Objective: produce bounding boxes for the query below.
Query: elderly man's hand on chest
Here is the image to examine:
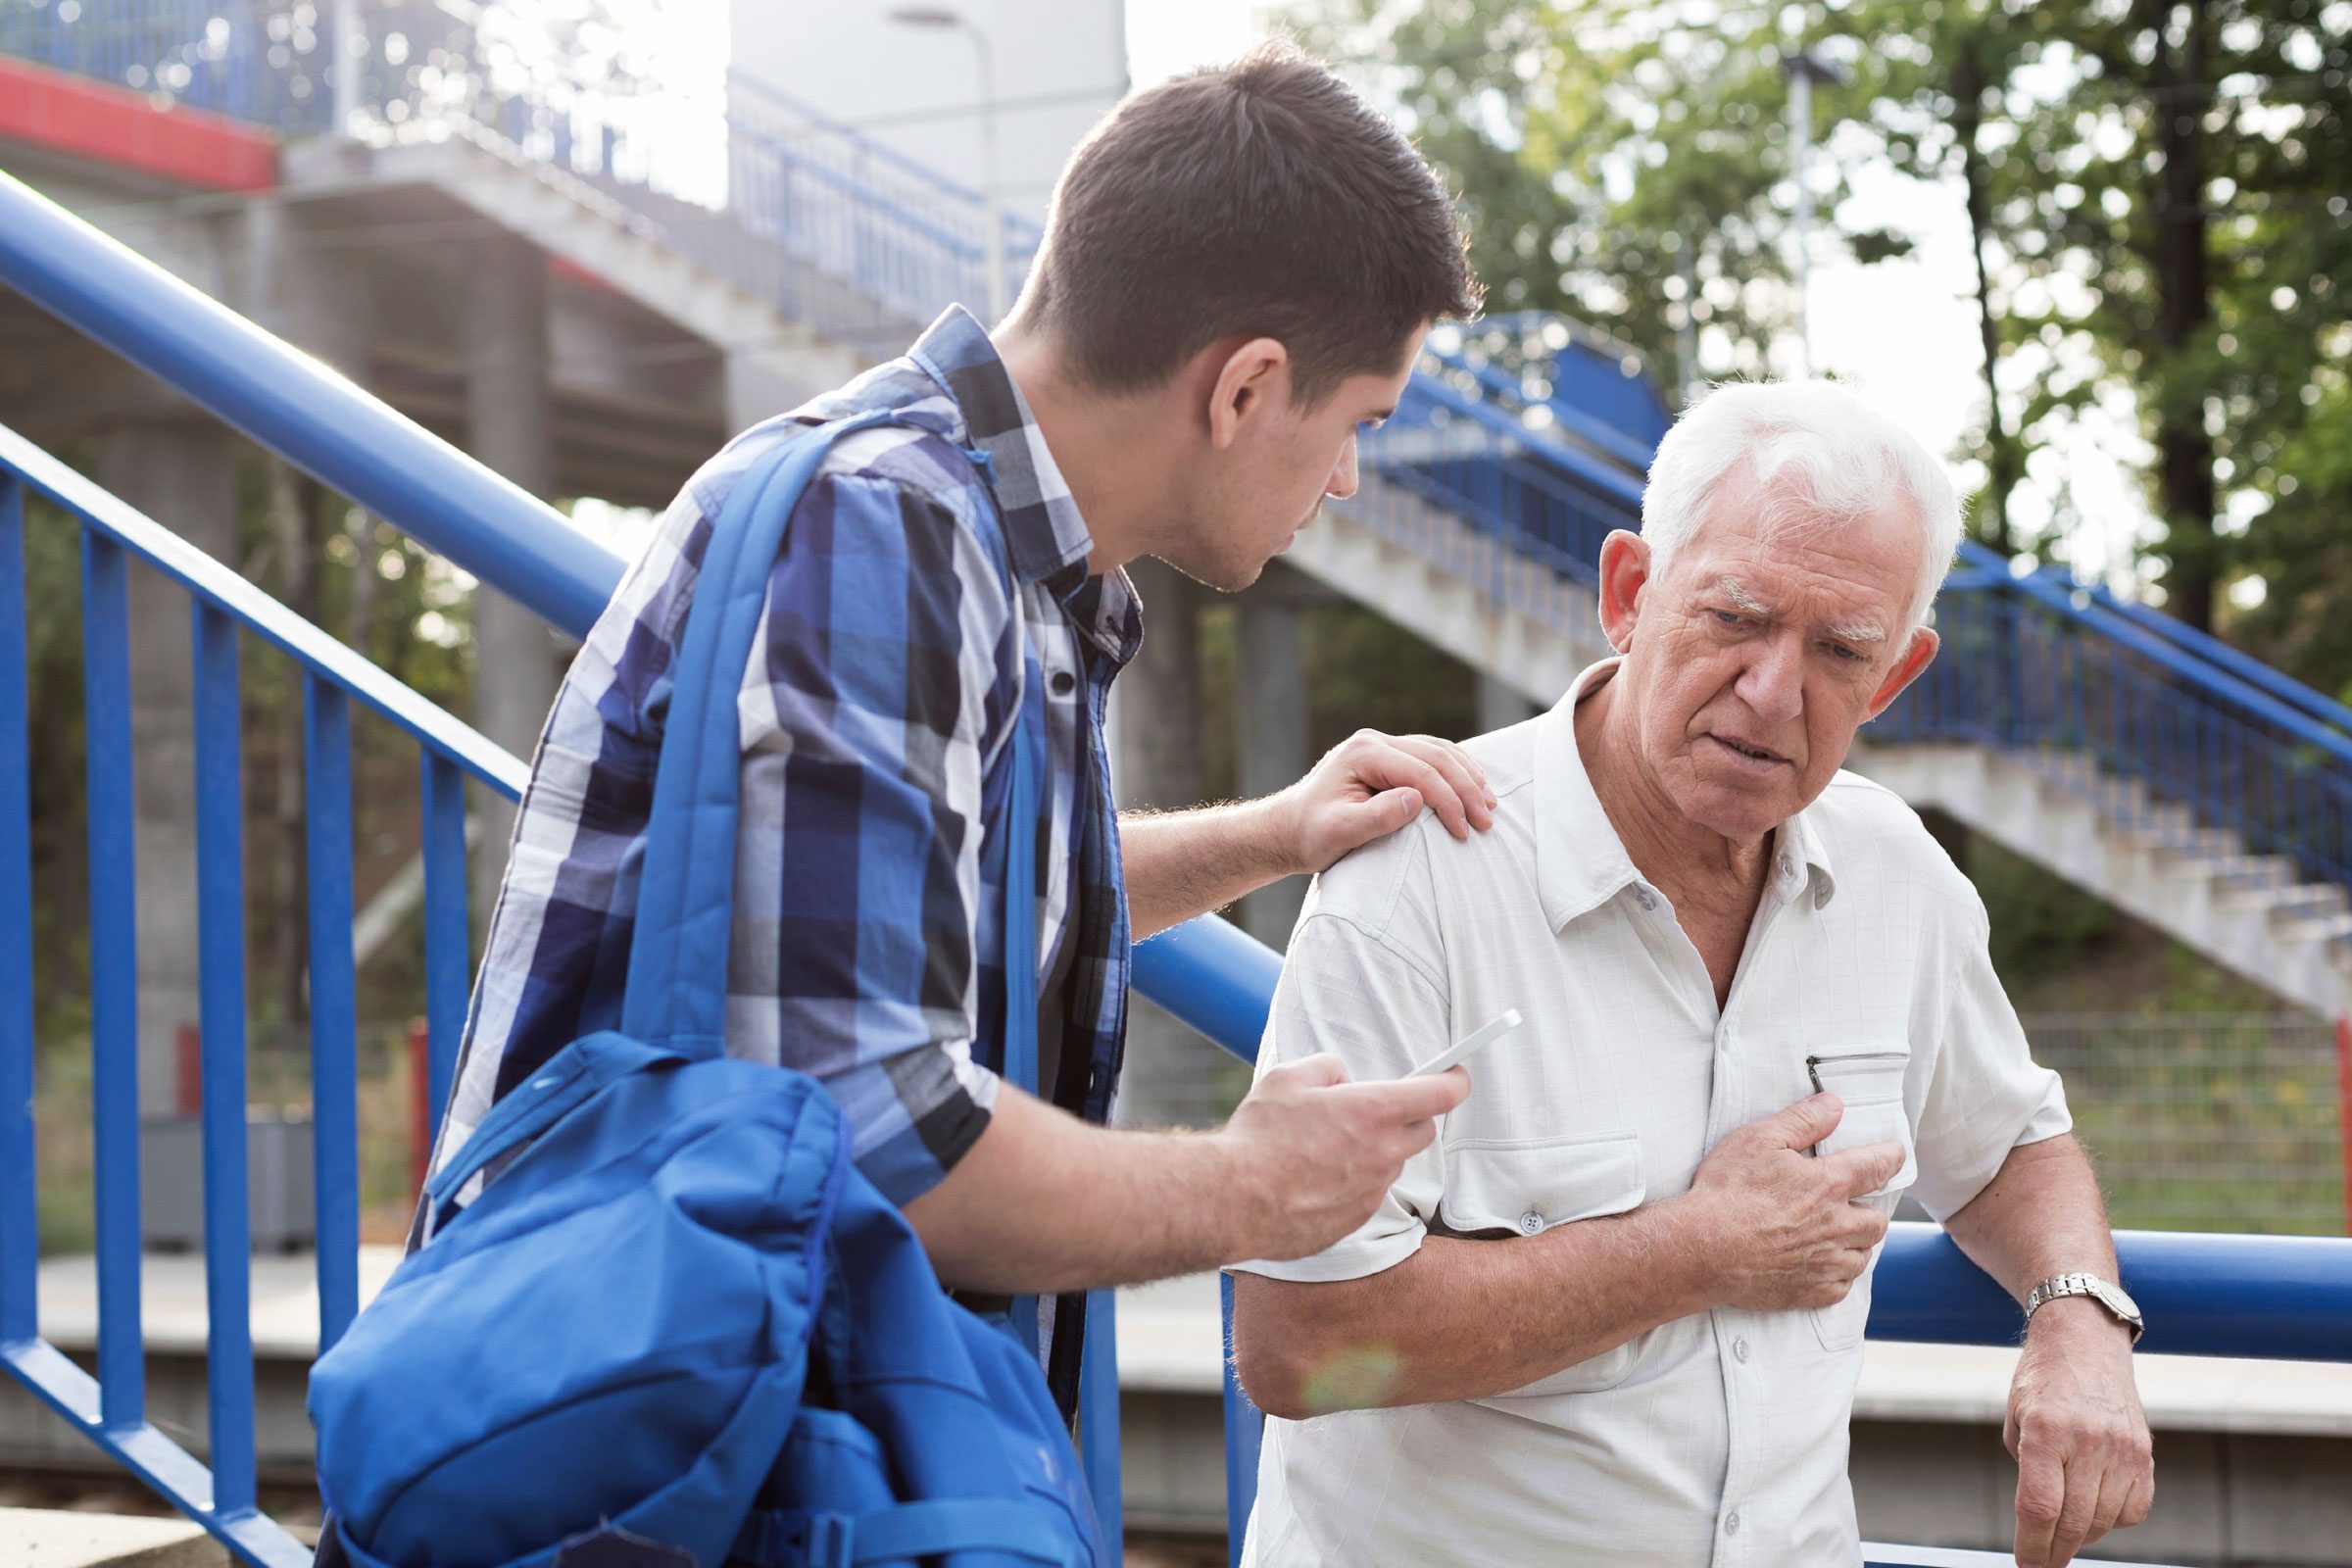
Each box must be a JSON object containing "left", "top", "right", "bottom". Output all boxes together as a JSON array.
[{"left": 2005, "top": 1298, "right": 2155, "bottom": 1568}]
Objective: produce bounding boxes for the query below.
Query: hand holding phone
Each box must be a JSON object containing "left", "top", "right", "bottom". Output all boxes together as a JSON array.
[{"left": 1403, "top": 1008, "right": 1523, "bottom": 1078}]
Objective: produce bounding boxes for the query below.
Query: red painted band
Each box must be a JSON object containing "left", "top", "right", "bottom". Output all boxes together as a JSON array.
[{"left": 0, "top": 54, "right": 276, "bottom": 191}]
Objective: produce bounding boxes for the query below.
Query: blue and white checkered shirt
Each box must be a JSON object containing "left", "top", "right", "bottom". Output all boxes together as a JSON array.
[{"left": 437, "top": 309, "right": 1142, "bottom": 1243}]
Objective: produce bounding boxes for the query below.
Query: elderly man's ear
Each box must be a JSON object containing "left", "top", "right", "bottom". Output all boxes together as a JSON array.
[
  {"left": 1867, "top": 626, "right": 1939, "bottom": 719},
  {"left": 1597, "top": 529, "right": 1647, "bottom": 654}
]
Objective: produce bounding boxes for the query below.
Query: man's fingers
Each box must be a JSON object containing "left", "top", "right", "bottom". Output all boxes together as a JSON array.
[
  {"left": 2013, "top": 1447, "right": 2065, "bottom": 1567},
  {"left": 2047, "top": 1459, "right": 2105, "bottom": 1568},
  {"left": 1762, "top": 1091, "right": 1844, "bottom": 1152},
  {"left": 1389, "top": 736, "right": 1496, "bottom": 828},
  {"left": 1823, "top": 1138, "right": 1907, "bottom": 1199},
  {"left": 1333, "top": 1066, "right": 1470, "bottom": 1122},
  {"left": 1267, "top": 1053, "right": 1349, "bottom": 1089}
]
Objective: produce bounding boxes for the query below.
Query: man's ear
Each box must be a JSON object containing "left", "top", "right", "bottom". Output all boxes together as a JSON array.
[
  {"left": 1205, "top": 336, "right": 1290, "bottom": 450},
  {"left": 1865, "top": 626, "right": 1939, "bottom": 719},
  {"left": 1596, "top": 529, "right": 1650, "bottom": 653}
]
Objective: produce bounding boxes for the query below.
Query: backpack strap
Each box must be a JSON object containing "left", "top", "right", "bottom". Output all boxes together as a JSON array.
[
  {"left": 619, "top": 411, "right": 905, "bottom": 1056},
  {"left": 733, "top": 1498, "right": 1079, "bottom": 1568}
]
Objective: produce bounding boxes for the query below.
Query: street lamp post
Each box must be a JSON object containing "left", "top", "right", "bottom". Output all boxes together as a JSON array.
[
  {"left": 888, "top": 7, "right": 1006, "bottom": 325},
  {"left": 1781, "top": 48, "right": 1844, "bottom": 377}
]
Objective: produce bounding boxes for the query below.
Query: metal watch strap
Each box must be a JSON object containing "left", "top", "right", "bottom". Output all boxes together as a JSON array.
[{"left": 2027, "top": 1272, "right": 2143, "bottom": 1344}]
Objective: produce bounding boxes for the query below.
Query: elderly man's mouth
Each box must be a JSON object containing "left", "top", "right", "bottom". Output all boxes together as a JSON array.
[{"left": 1706, "top": 733, "right": 1790, "bottom": 769}]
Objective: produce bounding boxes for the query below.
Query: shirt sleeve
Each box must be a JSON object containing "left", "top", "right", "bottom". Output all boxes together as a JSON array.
[
  {"left": 1907, "top": 908, "right": 2074, "bottom": 1223},
  {"left": 1227, "top": 880, "right": 1454, "bottom": 1284},
  {"left": 733, "top": 471, "right": 1015, "bottom": 1206}
]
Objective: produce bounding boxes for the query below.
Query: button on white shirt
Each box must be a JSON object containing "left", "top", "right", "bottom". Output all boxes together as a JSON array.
[{"left": 1231, "top": 661, "right": 2071, "bottom": 1568}]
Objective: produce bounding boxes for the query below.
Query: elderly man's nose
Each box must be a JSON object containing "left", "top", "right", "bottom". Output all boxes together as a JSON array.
[{"left": 1737, "top": 638, "right": 1805, "bottom": 723}]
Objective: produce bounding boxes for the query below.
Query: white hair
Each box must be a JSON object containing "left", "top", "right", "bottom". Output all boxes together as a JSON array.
[{"left": 1640, "top": 380, "right": 1963, "bottom": 631}]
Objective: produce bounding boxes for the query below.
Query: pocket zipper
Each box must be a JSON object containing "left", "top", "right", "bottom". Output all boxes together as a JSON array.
[{"left": 1805, "top": 1050, "right": 1908, "bottom": 1104}]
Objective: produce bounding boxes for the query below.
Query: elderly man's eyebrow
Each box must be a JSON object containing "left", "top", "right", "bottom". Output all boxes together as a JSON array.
[
  {"left": 1827, "top": 619, "right": 1889, "bottom": 644},
  {"left": 1715, "top": 577, "right": 1772, "bottom": 615}
]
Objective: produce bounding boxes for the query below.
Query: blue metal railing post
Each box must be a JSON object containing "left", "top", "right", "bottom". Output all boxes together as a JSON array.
[
  {"left": 0, "top": 475, "right": 35, "bottom": 1345},
  {"left": 192, "top": 601, "right": 258, "bottom": 1516},
  {"left": 303, "top": 676, "right": 362, "bottom": 1353},
  {"left": 419, "top": 753, "right": 470, "bottom": 1155},
  {"left": 79, "top": 530, "right": 144, "bottom": 1430}
]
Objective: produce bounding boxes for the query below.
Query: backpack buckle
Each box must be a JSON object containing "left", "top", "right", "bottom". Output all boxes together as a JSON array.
[
  {"left": 736, "top": 1509, "right": 855, "bottom": 1568},
  {"left": 801, "top": 1513, "right": 854, "bottom": 1568}
]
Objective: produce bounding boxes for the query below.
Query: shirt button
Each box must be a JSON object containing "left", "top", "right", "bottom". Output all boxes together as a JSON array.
[
  {"left": 1725, "top": 1511, "right": 1741, "bottom": 1537},
  {"left": 1733, "top": 1337, "right": 1750, "bottom": 1363},
  {"left": 1517, "top": 1211, "right": 1544, "bottom": 1235},
  {"left": 1635, "top": 889, "right": 1656, "bottom": 910},
  {"left": 1778, "top": 855, "right": 1794, "bottom": 876},
  {"left": 1050, "top": 669, "right": 1077, "bottom": 697}
]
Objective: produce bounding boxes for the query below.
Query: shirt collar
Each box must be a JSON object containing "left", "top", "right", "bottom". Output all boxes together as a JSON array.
[
  {"left": 1535, "top": 659, "right": 1838, "bottom": 931},
  {"left": 906, "top": 307, "right": 1143, "bottom": 665}
]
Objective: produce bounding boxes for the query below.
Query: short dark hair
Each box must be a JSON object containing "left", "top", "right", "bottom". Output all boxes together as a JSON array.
[{"left": 1021, "top": 41, "right": 1482, "bottom": 405}]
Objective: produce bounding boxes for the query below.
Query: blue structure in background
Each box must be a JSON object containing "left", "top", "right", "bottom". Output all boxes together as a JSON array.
[{"left": 1, "top": 8, "right": 2351, "bottom": 1567}]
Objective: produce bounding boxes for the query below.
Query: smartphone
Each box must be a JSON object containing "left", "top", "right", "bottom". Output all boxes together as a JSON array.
[{"left": 1403, "top": 1008, "right": 1524, "bottom": 1078}]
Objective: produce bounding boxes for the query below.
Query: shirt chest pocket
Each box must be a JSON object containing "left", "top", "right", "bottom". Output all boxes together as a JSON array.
[
  {"left": 1436, "top": 1131, "right": 1646, "bottom": 1399},
  {"left": 1804, "top": 1048, "right": 1919, "bottom": 1351}
]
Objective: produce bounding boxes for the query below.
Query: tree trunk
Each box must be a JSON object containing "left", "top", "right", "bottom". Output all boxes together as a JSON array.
[
  {"left": 2151, "top": 1, "right": 2218, "bottom": 629},
  {"left": 1955, "top": 52, "right": 2018, "bottom": 553}
]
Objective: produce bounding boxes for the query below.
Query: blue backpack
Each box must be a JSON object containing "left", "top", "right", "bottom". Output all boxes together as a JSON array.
[{"left": 308, "top": 413, "right": 1105, "bottom": 1568}]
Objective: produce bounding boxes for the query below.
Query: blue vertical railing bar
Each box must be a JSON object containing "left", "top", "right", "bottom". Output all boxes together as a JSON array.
[
  {"left": 192, "top": 601, "right": 258, "bottom": 1516},
  {"left": 303, "top": 676, "right": 362, "bottom": 1353},
  {"left": 419, "top": 752, "right": 469, "bottom": 1155},
  {"left": 0, "top": 475, "right": 34, "bottom": 1346},
  {"left": 79, "top": 530, "right": 144, "bottom": 1429},
  {"left": 1219, "top": 1271, "right": 1263, "bottom": 1568},
  {"left": 1080, "top": 1288, "right": 1121, "bottom": 1548}
]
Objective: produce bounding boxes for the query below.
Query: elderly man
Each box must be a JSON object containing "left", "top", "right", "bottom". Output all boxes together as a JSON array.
[{"left": 1229, "top": 381, "right": 2154, "bottom": 1568}]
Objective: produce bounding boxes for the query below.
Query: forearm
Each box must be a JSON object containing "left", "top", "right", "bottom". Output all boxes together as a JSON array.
[
  {"left": 1120, "top": 803, "right": 1295, "bottom": 940},
  {"left": 1942, "top": 1133, "right": 2118, "bottom": 1303},
  {"left": 902, "top": 1086, "right": 1251, "bottom": 1293},
  {"left": 1233, "top": 1200, "right": 1717, "bottom": 1417}
]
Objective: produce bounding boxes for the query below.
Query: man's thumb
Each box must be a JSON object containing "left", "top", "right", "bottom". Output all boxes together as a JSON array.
[{"left": 1772, "top": 1091, "right": 1843, "bottom": 1150}]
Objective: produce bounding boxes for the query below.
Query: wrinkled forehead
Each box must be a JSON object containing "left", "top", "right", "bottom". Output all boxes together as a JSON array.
[{"left": 1662, "top": 473, "right": 1929, "bottom": 621}]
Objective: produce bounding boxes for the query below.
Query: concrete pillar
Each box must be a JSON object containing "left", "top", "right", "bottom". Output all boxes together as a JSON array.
[
  {"left": 1111, "top": 560, "right": 1248, "bottom": 1127},
  {"left": 100, "top": 422, "right": 240, "bottom": 1120},
  {"left": 1477, "top": 673, "right": 1540, "bottom": 735},
  {"left": 1236, "top": 589, "right": 1309, "bottom": 949},
  {"left": 465, "top": 235, "right": 563, "bottom": 916}
]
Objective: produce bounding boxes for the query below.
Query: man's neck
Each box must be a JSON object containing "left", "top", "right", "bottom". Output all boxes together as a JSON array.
[
  {"left": 1574, "top": 671, "right": 1773, "bottom": 914},
  {"left": 993, "top": 324, "right": 1176, "bottom": 575}
]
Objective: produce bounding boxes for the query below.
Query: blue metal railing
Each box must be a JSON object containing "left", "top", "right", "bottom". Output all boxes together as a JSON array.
[
  {"left": 0, "top": 422, "right": 525, "bottom": 1568},
  {"left": 7, "top": 75, "right": 2352, "bottom": 1568}
]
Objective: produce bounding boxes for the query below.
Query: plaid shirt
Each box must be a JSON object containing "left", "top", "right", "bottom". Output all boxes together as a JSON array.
[{"left": 437, "top": 307, "right": 1142, "bottom": 1249}]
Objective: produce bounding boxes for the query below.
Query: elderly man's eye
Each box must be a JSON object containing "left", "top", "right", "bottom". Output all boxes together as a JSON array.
[
  {"left": 1711, "top": 611, "right": 1750, "bottom": 628},
  {"left": 1826, "top": 641, "right": 1865, "bottom": 662}
]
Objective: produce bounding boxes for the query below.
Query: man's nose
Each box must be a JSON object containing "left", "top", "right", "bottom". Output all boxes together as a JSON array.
[
  {"left": 1327, "top": 433, "right": 1359, "bottom": 501},
  {"left": 1736, "top": 633, "right": 1805, "bottom": 725}
]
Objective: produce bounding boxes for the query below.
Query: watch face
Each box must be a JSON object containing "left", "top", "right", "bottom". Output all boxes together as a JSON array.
[{"left": 2094, "top": 1279, "right": 2141, "bottom": 1320}]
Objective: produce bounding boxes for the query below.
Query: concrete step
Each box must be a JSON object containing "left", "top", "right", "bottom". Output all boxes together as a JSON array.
[
  {"left": 2278, "top": 909, "right": 2352, "bottom": 945},
  {"left": 0, "top": 1508, "right": 223, "bottom": 1567}
]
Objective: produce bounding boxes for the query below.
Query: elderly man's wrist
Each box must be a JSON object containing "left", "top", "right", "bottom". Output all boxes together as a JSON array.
[{"left": 2027, "top": 1292, "right": 2133, "bottom": 1346}]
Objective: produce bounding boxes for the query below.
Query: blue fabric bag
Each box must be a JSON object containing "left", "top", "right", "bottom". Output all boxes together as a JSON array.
[{"left": 308, "top": 413, "right": 1104, "bottom": 1568}]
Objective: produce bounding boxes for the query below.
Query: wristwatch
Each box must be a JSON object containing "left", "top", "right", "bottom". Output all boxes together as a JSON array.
[{"left": 2026, "top": 1272, "right": 2144, "bottom": 1345}]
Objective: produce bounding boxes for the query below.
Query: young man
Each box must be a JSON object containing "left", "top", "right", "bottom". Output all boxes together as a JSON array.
[{"left": 431, "top": 42, "right": 1488, "bottom": 1412}]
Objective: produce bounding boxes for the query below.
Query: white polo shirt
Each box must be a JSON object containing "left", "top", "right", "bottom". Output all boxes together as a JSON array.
[{"left": 1231, "top": 660, "right": 2071, "bottom": 1568}]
